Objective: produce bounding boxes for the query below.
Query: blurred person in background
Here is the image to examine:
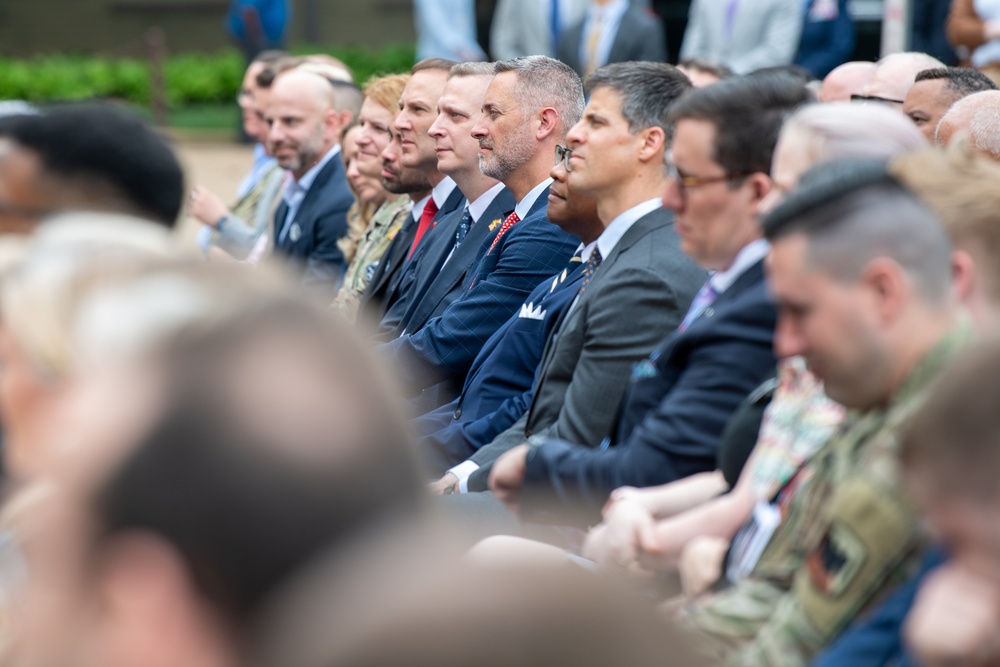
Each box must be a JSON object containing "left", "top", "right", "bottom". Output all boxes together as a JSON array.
[
  {"left": 226, "top": 0, "right": 288, "bottom": 60},
  {"left": 911, "top": 0, "right": 957, "bottom": 65},
  {"left": 680, "top": 0, "right": 802, "bottom": 74},
  {"left": 793, "top": 0, "right": 854, "bottom": 79},
  {"left": 854, "top": 52, "right": 945, "bottom": 107},
  {"left": 333, "top": 74, "right": 413, "bottom": 320},
  {"left": 337, "top": 123, "right": 388, "bottom": 269},
  {"left": 190, "top": 50, "right": 287, "bottom": 261},
  {"left": 0, "top": 104, "right": 184, "bottom": 233},
  {"left": 902, "top": 67, "right": 997, "bottom": 141},
  {"left": 677, "top": 57, "right": 733, "bottom": 87},
  {"left": 414, "top": 0, "right": 487, "bottom": 62},
  {"left": 934, "top": 89, "right": 1000, "bottom": 158},
  {"left": 490, "top": 0, "right": 589, "bottom": 60},
  {"left": 948, "top": 0, "right": 1000, "bottom": 84},
  {"left": 556, "top": 0, "right": 667, "bottom": 78}
]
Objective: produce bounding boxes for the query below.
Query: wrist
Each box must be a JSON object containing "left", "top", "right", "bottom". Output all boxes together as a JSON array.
[{"left": 213, "top": 215, "right": 228, "bottom": 231}]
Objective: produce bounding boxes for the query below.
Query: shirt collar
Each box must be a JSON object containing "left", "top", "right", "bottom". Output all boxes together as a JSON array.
[
  {"left": 708, "top": 238, "right": 769, "bottom": 295},
  {"left": 431, "top": 176, "right": 457, "bottom": 209},
  {"left": 468, "top": 182, "right": 507, "bottom": 223},
  {"left": 584, "top": 198, "right": 661, "bottom": 263},
  {"left": 514, "top": 177, "right": 554, "bottom": 220},
  {"left": 294, "top": 143, "right": 341, "bottom": 192},
  {"left": 411, "top": 193, "right": 432, "bottom": 222}
]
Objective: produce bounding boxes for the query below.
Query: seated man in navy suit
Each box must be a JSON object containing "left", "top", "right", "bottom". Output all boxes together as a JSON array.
[
  {"left": 267, "top": 68, "right": 360, "bottom": 293},
  {"left": 413, "top": 157, "right": 601, "bottom": 475},
  {"left": 489, "top": 73, "right": 812, "bottom": 523},
  {"left": 382, "top": 61, "right": 517, "bottom": 340},
  {"left": 378, "top": 56, "right": 581, "bottom": 406}
]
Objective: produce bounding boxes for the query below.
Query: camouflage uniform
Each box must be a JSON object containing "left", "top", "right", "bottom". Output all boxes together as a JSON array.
[
  {"left": 332, "top": 195, "right": 411, "bottom": 320},
  {"left": 682, "top": 321, "right": 971, "bottom": 667}
]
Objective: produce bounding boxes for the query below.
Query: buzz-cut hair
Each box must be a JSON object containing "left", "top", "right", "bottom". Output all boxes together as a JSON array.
[
  {"left": 449, "top": 61, "right": 495, "bottom": 78},
  {"left": 412, "top": 58, "right": 459, "bottom": 75},
  {"left": 493, "top": 56, "right": 585, "bottom": 133},
  {"left": 914, "top": 67, "right": 998, "bottom": 98},
  {"left": 763, "top": 157, "right": 952, "bottom": 304},
  {"left": 584, "top": 61, "right": 692, "bottom": 135}
]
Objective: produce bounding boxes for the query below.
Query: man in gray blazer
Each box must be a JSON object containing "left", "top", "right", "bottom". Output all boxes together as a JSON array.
[
  {"left": 680, "top": 0, "right": 802, "bottom": 74},
  {"left": 557, "top": 0, "right": 667, "bottom": 77},
  {"left": 491, "top": 0, "right": 589, "bottom": 60},
  {"left": 434, "top": 61, "right": 704, "bottom": 495}
]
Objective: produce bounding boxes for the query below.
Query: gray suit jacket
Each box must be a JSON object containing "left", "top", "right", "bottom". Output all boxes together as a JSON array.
[
  {"left": 490, "top": 0, "right": 589, "bottom": 59},
  {"left": 679, "top": 0, "right": 803, "bottom": 74},
  {"left": 466, "top": 206, "right": 705, "bottom": 490},
  {"left": 557, "top": 4, "right": 667, "bottom": 77}
]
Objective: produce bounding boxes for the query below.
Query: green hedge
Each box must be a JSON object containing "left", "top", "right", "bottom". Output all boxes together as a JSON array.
[{"left": 0, "top": 44, "right": 415, "bottom": 107}]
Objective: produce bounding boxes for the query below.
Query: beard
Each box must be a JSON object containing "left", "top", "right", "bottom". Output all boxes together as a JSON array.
[
  {"left": 478, "top": 125, "right": 535, "bottom": 181},
  {"left": 381, "top": 161, "right": 432, "bottom": 195}
]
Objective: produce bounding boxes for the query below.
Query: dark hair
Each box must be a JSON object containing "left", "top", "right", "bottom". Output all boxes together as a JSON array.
[
  {"left": 763, "top": 157, "right": 952, "bottom": 302},
  {"left": 91, "top": 295, "right": 424, "bottom": 625},
  {"left": 411, "top": 57, "right": 459, "bottom": 74},
  {"left": 253, "top": 50, "right": 291, "bottom": 89},
  {"left": 669, "top": 71, "right": 812, "bottom": 177},
  {"left": 253, "top": 49, "right": 289, "bottom": 66},
  {"left": 585, "top": 61, "right": 691, "bottom": 134},
  {"left": 749, "top": 64, "right": 816, "bottom": 85},
  {"left": 0, "top": 104, "right": 184, "bottom": 226},
  {"left": 915, "top": 66, "right": 998, "bottom": 97},
  {"left": 678, "top": 58, "right": 733, "bottom": 80}
]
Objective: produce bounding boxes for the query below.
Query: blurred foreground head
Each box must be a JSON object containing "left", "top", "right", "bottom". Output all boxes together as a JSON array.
[
  {"left": 254, "top": 559, "right": 711, "bottom": 667},
  {"left": 14, "top": 277, "right": 425, "bottom": 667},
  {"left": 0, "top": 105, "right": 184, "bottom": 233}
]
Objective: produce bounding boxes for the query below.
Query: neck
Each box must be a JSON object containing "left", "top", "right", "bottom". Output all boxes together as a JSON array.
[
  {"left": 294, "top": 141, "right": 337, "bottom": 181},
  {"left": 886, "top": 302, "right": 960, "bottom": 402},
  {"left": 453, "top": 171, "right": 499, "bottom": 204},
  {"left": 408, "top": 188, "right": 432, "bottom": 204},
  {"left": 427, "top": 171, "right": 446, "bottom": 190},
  {"left": 505, "top": 152, "right": 554, "bottom": 202},
  {"left": 594, "top": 171, "right": 667, "bottom": 226}
]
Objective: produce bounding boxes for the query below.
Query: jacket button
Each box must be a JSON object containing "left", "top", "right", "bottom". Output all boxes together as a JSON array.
[{"left": 453, "top": 407, "right": 462, "bottom": 420}]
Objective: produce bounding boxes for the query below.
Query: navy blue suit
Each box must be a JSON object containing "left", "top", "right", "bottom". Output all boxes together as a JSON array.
[
  {"left": 273, "top": 155, "right": 354, "bottom": 293},
  {"left": 379, "top": 188, "right": 578, "bottom": 402},
  {"left": 385, "top": 188, "right": 517, "bottom": 338},
  {"left": 414, "top": 261, "right": 585, "bottom": 475},
  {"left": 794, "top": 0, "right": 855, "bottom": 78},
  {"left": 520, "top": 260, "right": 777, "bottom": 521}
]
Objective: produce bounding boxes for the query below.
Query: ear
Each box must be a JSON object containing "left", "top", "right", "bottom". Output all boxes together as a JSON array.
[
  {"left": 746, "top": 172, "right": 774, "bottom": 207},
  {"left": 951, "top": 248, "right": 977, "bottom": 304},
  {"left": 637, "top": 126, "right": 666, "bottom": 164},
  {"left": 535, "top": 107, "right": 559, "bottom": 142},
  {"left": 861, "top": 256, "right": 907, "bottom": 325}
]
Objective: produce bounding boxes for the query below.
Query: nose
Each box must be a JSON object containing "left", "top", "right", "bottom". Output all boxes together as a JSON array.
[
  {"left": 381, "top": 139, "right": 399, "bottom": 163},
  {"left": 355, "top": 128, "right": 372, "bottom": 148},
  {"left": 393, "top": 109, "right": 411, "bottom": 133},
  {"left": 773, "top": 314, "right": 806, "bottom": 360},
  {"left": 550, "top": 161, "right": 567, "bottom": 182},
  {"left": 428, "top": 113, "right": 445, "bottom": 139},
  {"left": 269, "top": 122, "right": 285, "bottom": 145},
  {"left": 470, "top": 113, "right": 488, "bottom": 140},
  {"left": 661, "top": 177, "right": 684, "bottom": 212},
  {"left": 565, "top": 119, "right": 585, "bottom": 148}
]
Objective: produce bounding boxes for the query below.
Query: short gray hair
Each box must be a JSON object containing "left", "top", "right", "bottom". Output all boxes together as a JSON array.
[
  {"left": 782, "top": 102, "right": 927, "bottom": 162},
  {"left": 450, "top": 61, "right": 495, "bottom": 78},
  {"left": 494, "top": 56, "right": 585, "bottom": 135}
]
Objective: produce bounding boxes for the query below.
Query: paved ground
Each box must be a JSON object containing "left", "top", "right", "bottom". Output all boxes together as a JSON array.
[{"left": 172, "top": 139, "right": 255, "bottom": 249}]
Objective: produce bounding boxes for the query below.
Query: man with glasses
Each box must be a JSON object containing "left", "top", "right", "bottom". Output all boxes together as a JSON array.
[
  {"left": 488, "top": 72, "right": 809, "bottom": 524},
  {"left": 852, "top": 51, "right": 945, "bottom": 110},
  {"left": 434, "top": 61, "right": 704, "bottom": 496}
]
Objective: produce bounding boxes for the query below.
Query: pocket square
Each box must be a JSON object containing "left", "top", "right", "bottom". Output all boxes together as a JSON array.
[{"left": 519, "top": 302, "right": 547, "bottom": 321}]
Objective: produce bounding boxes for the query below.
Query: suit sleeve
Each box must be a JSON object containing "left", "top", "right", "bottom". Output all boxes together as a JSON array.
[
  {"left": 728, "top": 0, "right": 803, "bottom": 73},
  {"left": 379, "top": 220, "right": 576, "bottom": 391},
  {"left": 215, "top": 213, "right": 263, "bottom": 259},
  {"left": 632, "top": 13, "right": 668, "bottom": 63},
  {"left": 301, "top": 206, "right": 350, "bottom": 294},
  {"left": 735, "top": 477, "right": 924, "bottom": 667},
  {"left": 490, "top": 0, "right": 522, "bottom": 60},
  {"left": 794, "top": 0, "right": 854, "bottom": 78},
  {"left": 522, "top": 310, "right": 776, "bottom": 518}
]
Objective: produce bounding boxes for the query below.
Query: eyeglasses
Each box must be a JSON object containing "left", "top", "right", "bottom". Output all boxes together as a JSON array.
[
  {"left": 666, "top": 160, "right": 752, "bottom": 194},
  {"left": 237, "top": 88, "right": 255, "bottom": 105},
  {"left": 554, "top": 144, "right": 573, "bottom": 172},
  {"left": 850, "top": 94, "right": 905, "bottom": 106}
]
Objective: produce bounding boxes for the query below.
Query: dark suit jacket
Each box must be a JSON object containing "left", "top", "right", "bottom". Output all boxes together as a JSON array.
[
  {"left": 793, "top": 0, "right": 854, "bottom": 78},
  {"left": 414, "top": 261, "right": 585, "bottom": 475},
  {"left": 379, "top": 188, "right": 578, "bottom": 402},
  {"left": 557, "top": 5, "right": 667, "bottom": 77},
  {"left": 399, "top": 188, "right": 517, "bottom": 335},
  {"left": 272, "top": 155, "right": 354, "bottom": 293},
  {"left": 358, "top": 187, "right": 465, "bottom": 321},
  {"left": 466, "top": 207, "right": 705, "bottom": 491},
  {"left": 519, "top": 259, "right": 777, "bottom": 521}
]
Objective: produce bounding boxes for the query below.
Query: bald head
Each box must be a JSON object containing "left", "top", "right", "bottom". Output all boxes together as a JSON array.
[
  {"left": 267, "top": 70, "right": 352, "bottom": 178},
  {"left": 862, "top": 52, "right": 946, "bottom": 104},
  {"left": 821, "top": 61, "right": 875, "bottom": 102},
  {"left": 935, "top": 90, "right": 1000, "bottom": 159}
]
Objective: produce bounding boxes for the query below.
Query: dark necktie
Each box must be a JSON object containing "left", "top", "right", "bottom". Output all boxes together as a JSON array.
[
  {"left": 578, "top": 247, "right": 603, "bottom": 295},
  {"left": 454, "top": 207, "right": 473, "bottom": 249},
  {"left": 408, "top": 197, "right": 439, "bottom": 260}
]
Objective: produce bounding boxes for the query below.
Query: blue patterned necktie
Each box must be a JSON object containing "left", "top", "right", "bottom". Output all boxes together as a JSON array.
[
  {"left": 578, "top": 247, "right": 603, "bottom": 295},
  {"left": 454, "top": 206, "right": 472, "bottom": 248}
]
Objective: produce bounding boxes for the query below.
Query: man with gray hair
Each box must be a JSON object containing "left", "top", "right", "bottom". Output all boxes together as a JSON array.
[
  {"left": 935, "top": 89, "right": 1000, "bottom": 160},
  {"left": 378, "top": 56, "right": 579, "bottom": 407}
]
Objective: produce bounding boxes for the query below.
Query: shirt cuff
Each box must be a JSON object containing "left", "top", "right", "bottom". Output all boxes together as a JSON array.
[{"left": 448, "top": 460, "right": 480, "bottom": 494}]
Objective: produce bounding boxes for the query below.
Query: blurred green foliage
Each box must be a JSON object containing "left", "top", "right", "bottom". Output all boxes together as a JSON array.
[{"left": 0, "top": 43, "right": 415, "bottom": 107}]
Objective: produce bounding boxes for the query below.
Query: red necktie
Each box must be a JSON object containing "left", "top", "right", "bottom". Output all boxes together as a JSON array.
[
  {"left": 487, "top": 211, "right": 520, "bottom": 255},
  {"left": 408, "top": 197, "right": 439, "bottom": 260}
]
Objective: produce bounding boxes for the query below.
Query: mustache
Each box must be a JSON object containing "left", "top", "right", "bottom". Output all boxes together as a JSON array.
[{"left": 478, "top": 137, "right": 494, "bottom": 150}]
